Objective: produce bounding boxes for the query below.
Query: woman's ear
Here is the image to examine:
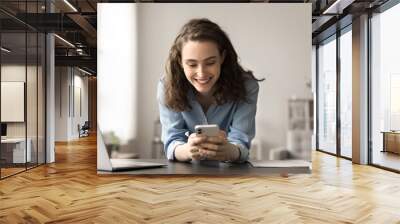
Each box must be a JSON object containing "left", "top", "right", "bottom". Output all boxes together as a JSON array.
[
  {"left": 221, "top": 50, "right": 226, "bottom": 64},
  {"left": 177, "top": 55, "right": 183, "bottom": 67}
]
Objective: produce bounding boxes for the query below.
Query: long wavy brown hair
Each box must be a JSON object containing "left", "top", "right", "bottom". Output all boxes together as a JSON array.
[{"left": 164, "top": 18, "right": 263, "bottom": 112}]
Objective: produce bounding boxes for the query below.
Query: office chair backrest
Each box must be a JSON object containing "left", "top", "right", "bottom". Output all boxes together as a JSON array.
[{"left": 82, "top": 121, "right": 90, "bottom": 130}]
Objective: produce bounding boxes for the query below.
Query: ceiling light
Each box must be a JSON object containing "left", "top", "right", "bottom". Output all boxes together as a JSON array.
[
  {"left": 78, "top": 67, "right": 92, "bottom": 76},
  {"left": 76, "top": 48, "right": 86, "bottom": 56},
  {"left": 63, "top": 0, "right": 78, "bottom": 12},
  {"left": 1, "top": 47, "right": 11, "bottom": 53},
  {"left": 323, "top": 0, "right": 354, "bottom": 15},
  {"left": 54, "top": 34, "right": 75, "bottom": 48}
]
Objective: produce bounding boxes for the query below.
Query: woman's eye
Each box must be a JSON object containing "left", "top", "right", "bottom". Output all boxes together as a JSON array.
[
  {"left": 206, "top": 62, "right": 215, "bottom": 66},
  {"left": 188, "top": 64, "right": 197, "bottom": 68}
]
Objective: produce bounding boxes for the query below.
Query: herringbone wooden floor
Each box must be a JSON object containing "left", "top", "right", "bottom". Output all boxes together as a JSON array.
[{"left": 1, "top": 134, "right": 400, "bottom": 224}]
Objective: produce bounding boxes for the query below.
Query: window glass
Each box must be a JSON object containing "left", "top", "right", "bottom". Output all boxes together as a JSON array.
[
  {"left": 340, "top": 29, "right": 352, "bottom": 158},
  {"left": 318, "top": 36, "right": 337, "bottom": 154},
  {"left": 371, "top": 3, "right": 400, "bottom": 171}
]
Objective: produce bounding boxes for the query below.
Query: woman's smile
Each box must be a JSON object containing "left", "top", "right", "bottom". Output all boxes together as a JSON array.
[{"left": 194, "top": 77, "right": 213, "bottom": 85}]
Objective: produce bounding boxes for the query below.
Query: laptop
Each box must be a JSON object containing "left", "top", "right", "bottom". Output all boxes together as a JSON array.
[
  {"left": 107, "top": 158, "right": 166, "bottom": 171},
  {"left": 97, "top": 132, "right": 166, "bottom": 172},
  {"left": 1, "top": 123, "right": 7, "bottom": 140}
]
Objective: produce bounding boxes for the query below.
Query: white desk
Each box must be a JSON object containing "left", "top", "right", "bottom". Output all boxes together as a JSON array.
[{"left": 1, "top": 138, "right": 31, "bottom": 163}]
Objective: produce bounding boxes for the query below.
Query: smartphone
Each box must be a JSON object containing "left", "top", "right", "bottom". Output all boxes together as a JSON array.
[{"left": 194, "top": 124, "right": 219, "bottom": 137}]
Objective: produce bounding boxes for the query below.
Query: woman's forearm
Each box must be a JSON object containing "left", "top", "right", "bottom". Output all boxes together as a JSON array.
[
  {"left": 225, "top": 143, "right": 240, "bottom": 162},
  {"left": 174, "top": 144, "right": 191, "bottom": 162}
]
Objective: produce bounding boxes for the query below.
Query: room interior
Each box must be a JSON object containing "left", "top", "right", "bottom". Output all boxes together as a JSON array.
[{"left": 0, "top": 0, "right": 399, "bottom": 223}]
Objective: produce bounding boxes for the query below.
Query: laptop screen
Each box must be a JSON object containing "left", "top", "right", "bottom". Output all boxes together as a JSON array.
[{"left": 1, "top": 123, "right": 7, "bottom": 137}]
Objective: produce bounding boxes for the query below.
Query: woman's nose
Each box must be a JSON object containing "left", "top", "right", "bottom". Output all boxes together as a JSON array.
[{"left": 196, "top": 64, "right": 206, "bottom": 75}]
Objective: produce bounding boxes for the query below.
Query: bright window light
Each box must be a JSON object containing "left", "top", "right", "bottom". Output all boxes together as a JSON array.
[{"left": 98, "top": 3, "right": 138, "bottom": 144}]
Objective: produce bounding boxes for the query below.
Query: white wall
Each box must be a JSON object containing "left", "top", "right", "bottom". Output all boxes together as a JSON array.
[
  {"left": 76, "top": 74, "right": 89, "bottom": 126},
  {"left": 98, "top": 3, "right": 312, "bottom": 159},
  {"left": 55, "top": 67, "right": 89, "bottom": 141},
  {"left": 55, "top": 67, "right": 68, "bottom": 141}
]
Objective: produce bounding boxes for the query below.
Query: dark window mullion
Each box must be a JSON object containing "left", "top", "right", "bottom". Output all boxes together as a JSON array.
[
  {"left": 25, "top": 0, "right": 28, "bottom": 171},
  {"left": 316, "top": 45, "right": 320, "bottom": 151},
  {"left": 44, "top": 0, "right": 48, "bottom": 165},
  {"left": 0, "top": 25, "right": 2, "bottom": 179},
  {"left": 336, "top": 29, "right": 341, "bottom": 157},
  {"left": 367, "top": 11, "right": 373, "bottom": 165},
  {"left": 36, "top": 0, "right": 39, "bottom": 167}
]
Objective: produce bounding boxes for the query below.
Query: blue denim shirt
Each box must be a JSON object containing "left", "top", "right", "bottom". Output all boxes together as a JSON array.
[{"left": 157, "top": 78, "right": 259, "bottom": 162}]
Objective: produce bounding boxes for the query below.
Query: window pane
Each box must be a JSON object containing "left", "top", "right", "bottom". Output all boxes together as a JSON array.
[
  {"left": 340, "top": 29, "right": 352, "bottom": 158},
  {"left": 0, "top": 1, "right": 46, "bottom": 178},
  {"left": 318, "top": 37, "right": 337, "bottom": 154},
  {"left": 27, "top": 31, "right": 38, "bottom": 169},
  {"left": 1, "top": 31, "right": 28, "bottom": 178},
  {"left": 371, "top": 3, "right": 400, "bottom": 171},
  {"left": 38, "top": 32, "right": 46, "bottom": 165}
]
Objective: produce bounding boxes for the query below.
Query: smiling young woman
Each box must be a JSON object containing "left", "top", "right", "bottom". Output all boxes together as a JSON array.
[
  {"left": 158, "top": 18, "right": 264, "bottom": 162},
  {"left": 181, "top": 41, "right": 223, "bottom": 98}
]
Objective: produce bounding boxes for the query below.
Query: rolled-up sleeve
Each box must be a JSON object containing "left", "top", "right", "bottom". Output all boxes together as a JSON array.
[
  {"left": 157, "top": 80, "right": 188, "bottom": 160},
  {"left": 227, "top": 79, "right": 259, "bottom": 162}
]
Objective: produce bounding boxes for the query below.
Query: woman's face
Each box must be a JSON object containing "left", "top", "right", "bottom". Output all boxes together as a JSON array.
[{"left": 181, "top": 40, "right": 225, "bottom": 96}]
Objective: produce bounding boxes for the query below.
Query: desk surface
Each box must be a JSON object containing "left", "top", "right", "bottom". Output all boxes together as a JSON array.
[{"left": 98, "top": 159, "right": 311, "bottom": 175}]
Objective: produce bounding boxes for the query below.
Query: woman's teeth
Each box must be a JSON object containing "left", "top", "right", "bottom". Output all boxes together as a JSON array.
[{"left": 195, "top": 78, "right": 211, "bottom": 84}]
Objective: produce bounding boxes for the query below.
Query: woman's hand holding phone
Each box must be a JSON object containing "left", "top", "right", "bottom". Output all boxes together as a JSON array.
[
  {"left": 174, "top": 133, "right": 207, "bottom": 161},
  {"left": 174, "top": 126, "right": 240, "bottom": 162},
  {"left": 198, "top": 131, "right": 240, "bottom": 162}
]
